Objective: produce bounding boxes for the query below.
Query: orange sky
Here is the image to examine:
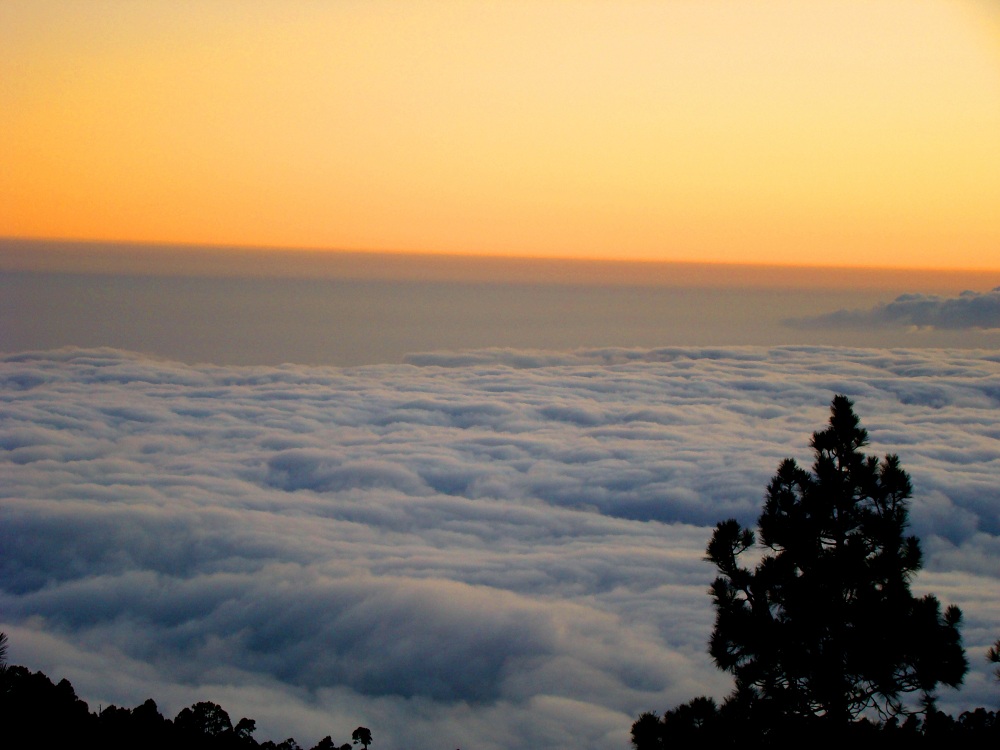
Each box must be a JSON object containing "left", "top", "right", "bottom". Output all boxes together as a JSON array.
[{"left": 2, "top": 0, "right": 999, "bottom": 270}]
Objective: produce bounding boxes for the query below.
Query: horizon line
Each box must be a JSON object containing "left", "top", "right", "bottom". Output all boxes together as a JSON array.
[{"left": 3, "top": 235, "right": 999, "bottom": 291}]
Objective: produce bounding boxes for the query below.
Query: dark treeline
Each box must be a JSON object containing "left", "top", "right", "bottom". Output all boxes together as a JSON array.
[
  {"left": 0, "top": 659, "right": 369, "bottom": 750},
  {"left": 631, "top": 697, "right": 999, "bottom": 749}
]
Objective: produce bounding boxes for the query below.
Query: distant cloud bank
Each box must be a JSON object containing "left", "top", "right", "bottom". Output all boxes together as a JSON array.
[
  {"left": 788, "top": 287, "right": 1000, "bottom": 330},
  {"left": 1, "top": 346, "right": 998, "bottom": 750}
]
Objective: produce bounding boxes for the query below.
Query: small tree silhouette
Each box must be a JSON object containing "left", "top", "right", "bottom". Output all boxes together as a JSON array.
[
  {"left": 351, "top": 726, "right": 372, "bottom": 750},
  {"left": 989, "top": 639, "right": 1000, "bottom": 682},
  {"left": 174, "top": 701, "right": 234, "bottom": 737},
  {"left": 235, "top": 717, "right": 257, "bottom": 741}
]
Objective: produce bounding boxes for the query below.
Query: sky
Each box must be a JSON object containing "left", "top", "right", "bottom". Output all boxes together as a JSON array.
[
  {"left": 2, "top": 0, "right": 1000, "bottom": 269},
  {"left": 2, "top": 347, "right": 999, "bottom": 750}
]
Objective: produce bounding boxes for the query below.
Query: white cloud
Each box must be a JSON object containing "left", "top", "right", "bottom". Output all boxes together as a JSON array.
[{"left": 1, "top": 345, "right": 998, "bottom": 748}]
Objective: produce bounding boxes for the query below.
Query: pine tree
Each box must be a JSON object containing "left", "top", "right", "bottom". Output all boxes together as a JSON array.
[{"left": 706, "top": 395, "right": 967, "bottom": 725}]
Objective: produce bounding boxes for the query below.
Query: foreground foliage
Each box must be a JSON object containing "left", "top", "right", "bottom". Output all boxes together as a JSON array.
[
  {"left": 707, "top": 395, "right": 966, "bottom": 722},
  {"left": 631, "top": 699, "right": 999, "bottom": 749},
  {"left": 633, "top": 396, "right": 992, "bottom": 748}
]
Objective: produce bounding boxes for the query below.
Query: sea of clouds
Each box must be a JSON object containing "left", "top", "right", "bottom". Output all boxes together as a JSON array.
[{"left": 1, "top": 345, "right": 998, "bottom": 749}]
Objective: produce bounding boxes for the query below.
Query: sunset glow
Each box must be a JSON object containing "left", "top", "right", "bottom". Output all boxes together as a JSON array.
[{"left": 2, "top": 0, "right": 999, "bottom": 269}]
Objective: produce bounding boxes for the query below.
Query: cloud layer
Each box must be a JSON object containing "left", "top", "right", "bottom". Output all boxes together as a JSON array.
[
  {"left": 1, "top": 346, "right": 998, "bottom": 749},
  {"left": 790, "top": 287, "right": 1000, "bottom": 331}
]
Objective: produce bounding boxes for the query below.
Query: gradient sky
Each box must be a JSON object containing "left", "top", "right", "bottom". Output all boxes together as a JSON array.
[{"left": 2, "top": 1, "right": 999, "bottom": 269}]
